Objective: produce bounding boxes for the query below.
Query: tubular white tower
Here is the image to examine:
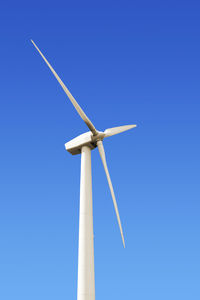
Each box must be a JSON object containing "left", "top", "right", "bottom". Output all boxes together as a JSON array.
[
  {"left": 31, "top": 40, "right": 137, "bottom": 300},
  {"left": 77, "top": 146, "right": 95, "bottom": 300}
]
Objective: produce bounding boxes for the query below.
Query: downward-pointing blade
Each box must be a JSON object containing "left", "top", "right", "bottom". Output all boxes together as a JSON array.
[
  {"left": 104, "top": 125, "right": 136, "bottom": 137},
  {"left": 97, "top": 140, "right": 125, "bottom": 248},
  {"left": 31, "top": 40, "right": 97, "bottom": 136}
]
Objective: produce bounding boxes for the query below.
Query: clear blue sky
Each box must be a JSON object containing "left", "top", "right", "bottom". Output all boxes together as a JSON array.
[{"left": 0, "top": 1, "right": 200, "bottom": 299}]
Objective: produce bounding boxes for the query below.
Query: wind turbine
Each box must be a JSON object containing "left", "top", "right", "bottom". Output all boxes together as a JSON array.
[{"left": 31, "top": 40, "right": 136, "bottom": 300}]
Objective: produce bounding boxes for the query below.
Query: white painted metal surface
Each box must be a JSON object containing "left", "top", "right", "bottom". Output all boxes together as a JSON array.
[
  {"left": 65, "top": 132, "right": 95, "bottom": 155},
  {"left": 32, "top": 40, "right": 137, "bottom": 300},
  {"left": 97, "top": 140, "right": 125, "bottom": 248},
  {"left": 77, "top": 146, "right": 95, "bottom": 300}
]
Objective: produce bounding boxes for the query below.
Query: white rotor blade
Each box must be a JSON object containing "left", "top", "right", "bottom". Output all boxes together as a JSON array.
[
  {"left": 104, "top": 125, "right": 136, "bottom": 137},
  {"left": 97, "top": 140, "right": 125, "bottom": 248},
  {"left": 31, "top": 40, "right": 97, "bottom": 135}
]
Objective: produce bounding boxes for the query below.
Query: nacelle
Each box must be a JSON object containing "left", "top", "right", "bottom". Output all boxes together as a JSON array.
[{"left": 65, "top": 132, "right": 96, "bottom": 155}]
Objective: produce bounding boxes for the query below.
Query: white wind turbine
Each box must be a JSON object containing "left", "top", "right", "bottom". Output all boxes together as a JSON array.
[{"left": 31, "top": 40, "right": 136, "bottom": 300}]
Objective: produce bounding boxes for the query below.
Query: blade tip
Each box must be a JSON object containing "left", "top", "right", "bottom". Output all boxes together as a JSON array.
[
  {"left": 30, "top": 40, "right": 37, "bottom": 48},
  {"left": 30, "top": 39, "right": 36, "bottom": 47}
]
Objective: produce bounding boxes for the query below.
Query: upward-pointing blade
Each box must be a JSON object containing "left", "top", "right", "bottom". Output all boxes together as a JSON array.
[
  {"left": 104, "top": 125, "right": 136, "bottom": 137},
  {"left": 31, "top": 40, "right": 98, "bottom": 136},
  {"left": 97, "top": 140, "right": 125, "bottom": 248}
]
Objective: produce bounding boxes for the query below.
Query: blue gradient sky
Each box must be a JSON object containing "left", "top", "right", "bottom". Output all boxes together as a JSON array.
[{"left": 0, "top": 1, "right": 200, "bottom": 299}]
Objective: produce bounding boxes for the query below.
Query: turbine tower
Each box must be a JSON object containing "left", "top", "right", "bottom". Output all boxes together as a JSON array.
[{"left": 31, "top": 40, "right": 136, "bottom": 300}]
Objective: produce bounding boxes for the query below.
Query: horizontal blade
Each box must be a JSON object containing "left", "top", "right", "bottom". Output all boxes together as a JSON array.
[
  {"left": 104, "top": 125, "right": 136, "bottom": 137},
  {"left": 31, "top": 40, "right": 98, "bottom": 135},
  {"left": 97, "top": 140, "right": 125, "bottom": 248}
]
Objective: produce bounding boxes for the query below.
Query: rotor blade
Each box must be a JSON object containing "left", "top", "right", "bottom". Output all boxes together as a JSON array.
[
  {"left": 31, "top": 40, "right": 98, "bottom": 135},
  {"left": 97, "top": 140, "right": 125, "bottom": 248},
  {"left": 104, "top": 125, "right": 136, "bottom": 138}
]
